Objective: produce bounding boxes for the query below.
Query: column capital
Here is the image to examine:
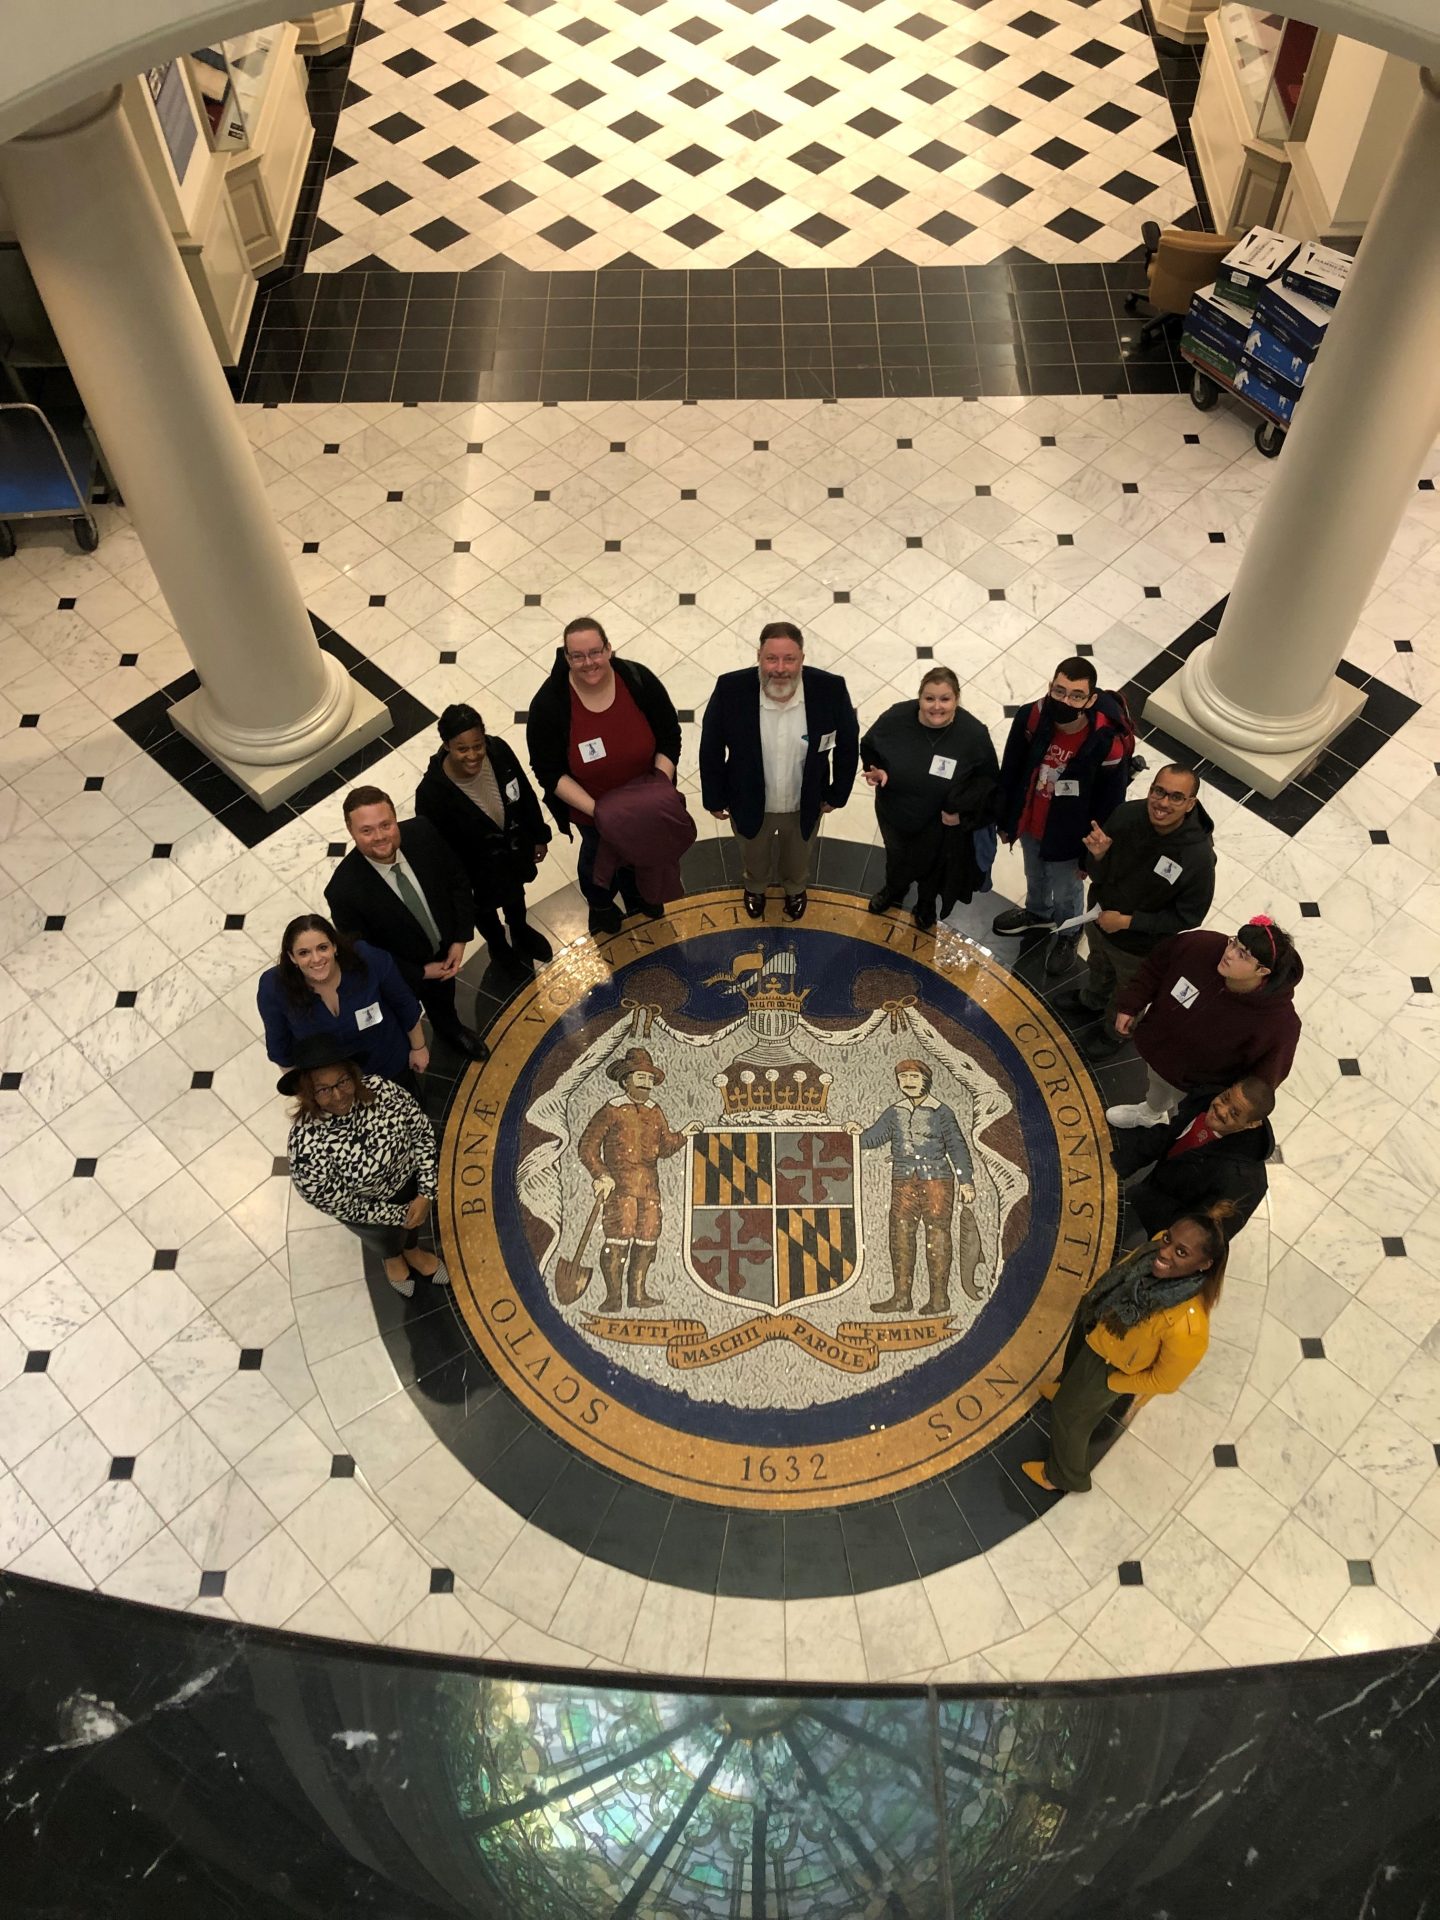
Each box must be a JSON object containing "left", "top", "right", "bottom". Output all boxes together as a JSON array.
[{"left": 11, "top": 87, "right": 121, "bottom": 145}]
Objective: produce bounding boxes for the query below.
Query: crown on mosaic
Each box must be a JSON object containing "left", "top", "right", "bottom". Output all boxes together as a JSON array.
[{"left": 714, "top": 1060, "right": 832, "bottom": 1117}]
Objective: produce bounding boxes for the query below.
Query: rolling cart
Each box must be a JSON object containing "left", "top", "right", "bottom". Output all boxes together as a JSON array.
[
  {"left": 1180, "top": 350, "right": 1289, "bottom": 459},
  {"left": 0, "top": 400, "right": 102, "bottom": 557}
]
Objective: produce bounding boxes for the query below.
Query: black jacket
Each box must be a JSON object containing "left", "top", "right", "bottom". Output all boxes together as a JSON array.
[
  {"left": 997, "top": 693, "right": 1132, "bottom": 861},
  {"left": 1115, "top": 1090, "right": 1273, "bottom": 1236},
  {"left": 1086, "top": 796, "right": 1216, "bottom": 955},
  {"left": 860, "top": 701, "right": 999, "bottom": 837},
  {"left": 324, "top": 817, "right": 475, "bottom": 995},
  {"left": 413, "top": 736, "right": 550, "bottom": 902},
  {"left": 526, "top": 650, "right": 682, "bottom": 834},
  {"left": 699, "top": 666, "right": 859, "bottom": 840}
]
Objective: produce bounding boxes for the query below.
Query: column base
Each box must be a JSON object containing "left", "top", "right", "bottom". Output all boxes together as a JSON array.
[
  {"left": 1143, "top": 672, "right": 1367, "bottom": 799},
  {"left": 170, "top": 683, "right": 390, "bottom": 810},
  {"left": 1151, "top": 0, "right": 1217, "bottom": 42}
]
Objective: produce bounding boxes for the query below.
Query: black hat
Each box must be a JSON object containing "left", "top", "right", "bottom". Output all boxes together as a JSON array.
[
  {"left": 277, "top": 1033, "right": 361, "bottom": 1097},
  {"left": 437, "top": 701, "right": 484, "bottom": 744}
]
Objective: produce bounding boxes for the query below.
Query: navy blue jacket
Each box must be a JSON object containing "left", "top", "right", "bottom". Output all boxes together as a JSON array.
[
  {"left": 996, "top": 693, "right": 1132, "bottom": 862},
  {"left": 699, "top": 667, "right": 859, "bottom": 840}
]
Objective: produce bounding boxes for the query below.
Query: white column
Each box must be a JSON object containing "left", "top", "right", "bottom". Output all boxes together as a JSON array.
[
  {"left": 0, "top": 88, "right": 386, "bottom": 807},
  {"left": 1145, "top": 69, "right": 1440, "bottom": 798}
]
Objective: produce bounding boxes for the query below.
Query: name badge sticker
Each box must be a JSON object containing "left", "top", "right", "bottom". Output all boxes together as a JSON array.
[
  {"left": 819, "top": 730, "right": 837, "bottom": 752},
  {"left": 355, "top": 1001, "right": 384, "bottom": 1030},
  {"left": 578, "top": 737, "right": 607, "bottom": 764},
  {"left": 1054, "top": 778, "right": 1080, "bottom": 797},
  {"left": 1154, "top": 854, "right": 1183, "bottom": 883},
  {"left": 505, "top": 779, "right": 520, "bottom": 802},
  {"left": 929, "top": 754, "right": 957, "bottom": 780},
  {"left": 1170, "top": 976, "right": 1200, "bottom": 1009}
]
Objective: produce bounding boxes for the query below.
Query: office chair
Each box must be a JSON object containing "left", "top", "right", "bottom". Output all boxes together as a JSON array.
[{"left": 1125, "top": 220, "right": 1239, "bottom": 350}]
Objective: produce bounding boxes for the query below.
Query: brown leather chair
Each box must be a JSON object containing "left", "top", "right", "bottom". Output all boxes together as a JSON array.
[{"left": 1126, "top": 220, "right": 1239, "bottom": 350}]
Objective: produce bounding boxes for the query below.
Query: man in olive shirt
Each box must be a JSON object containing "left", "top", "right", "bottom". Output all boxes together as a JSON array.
[{"left": 1054, "top": 764, "right": 1215, "bottom": 1061}]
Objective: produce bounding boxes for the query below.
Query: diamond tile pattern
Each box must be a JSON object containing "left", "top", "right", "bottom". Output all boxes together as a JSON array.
[
  {"left": 308, "top": 0, "right": 1194, "bottom": 269},
  {"left": 1, "top": 388, "right": 1439, "bottom": 1692}
]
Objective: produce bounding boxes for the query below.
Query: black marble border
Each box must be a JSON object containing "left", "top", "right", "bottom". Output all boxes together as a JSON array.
[
  {"left": 378, "top": 838, "right": 1146, "bottom": 1601},
  {"left": 231, "top": 257, "right": 1188, "bottom": 406},
  {"left": 112, "top": 615, "right": 433, "bottom": 849},
  {"left": 1116, "top": 596, "right": 1420, "bottom": 836}
]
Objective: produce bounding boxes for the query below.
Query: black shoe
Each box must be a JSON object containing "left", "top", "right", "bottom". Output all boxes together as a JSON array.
[
  {"left": 868, "top": 888, "right": 901, "bottom": 915},
  {"left": 783, "top": 891, "right": 808, "bottom": 922},
  {"left": 1050, "top": 985, "right": 1103, "bottom": 1017},
  {"left": 1044, "top": 938, "right": 1079, "bottom": 979},
  {"left": 744, "top": 891, "right": 765, "bottom": 919},
  {"left": 633, "top": 899, "right": 665, "bottom": 921},
  {"left": 588, "top": 905, "right": 623, "bottom": 937},
  {"left": 488, "top": 937, "right": 532, "bottom": 977},
  {"left": 438, "top": 1025, "right": 490, "bottom": 1063},
  {"left": 912, "top": 901, "right": 937, "bottom": 933},
  {"left": 509, "top": 921, "right": 553, "bottom": 963},
  {"left": 1081, "top": 1027, "right": 1125, "bottom": 1062},
  {"left": 992, "top": 908, "right": 1052, "bottom": 936}
]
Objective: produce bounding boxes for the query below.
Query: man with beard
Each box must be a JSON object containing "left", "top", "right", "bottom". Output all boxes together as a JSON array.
[{"left": 700, "top": 621, "right": 859, "bottom": 923}]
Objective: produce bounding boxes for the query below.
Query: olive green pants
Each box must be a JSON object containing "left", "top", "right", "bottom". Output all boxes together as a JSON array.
[{"left": 1045, "top": 1339, "right": 1122, "bottom": 1493}]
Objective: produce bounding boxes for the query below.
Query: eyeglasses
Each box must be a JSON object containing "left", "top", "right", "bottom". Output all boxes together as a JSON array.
[
  {"left": 311, "top": 1079, "right": 351, "bottom": 1101},
  {"left": 1148, "top": 785, "right": 1192, "bottom": 806},
  {"left": 1047, "top": 683, "right": 1092, "bottom": 707},
  {"left": 566, "top": 646, "right": 608, "bottom": 666}
]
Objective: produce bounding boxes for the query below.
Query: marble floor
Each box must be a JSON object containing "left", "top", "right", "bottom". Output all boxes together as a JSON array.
[
  {"left": 2, "top": 388, "right": 1440, "bottom": 1682},
  {"left": 308, "top": 0, "right": 1195, "bottom": 271}
]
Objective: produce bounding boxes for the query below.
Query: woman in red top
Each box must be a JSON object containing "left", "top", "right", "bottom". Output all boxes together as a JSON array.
[
  {"left": 525, "top": 617, "right": 683, "bottom": 936},
  {"left": 1107, "top": 915, "right": 1302, "bottom": 1130}
]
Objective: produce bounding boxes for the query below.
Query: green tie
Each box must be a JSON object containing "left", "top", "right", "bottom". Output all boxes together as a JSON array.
[{"left": 392, "top": 860, "right": 441, "bottom": 954}]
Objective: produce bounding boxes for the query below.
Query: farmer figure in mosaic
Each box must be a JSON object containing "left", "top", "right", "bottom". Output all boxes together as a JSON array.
[
  {"left": 577, "top": 1046, "right": 693, "bottom": 1313},
  {"left": 855, "top": 1058, "right": 982, "bottom": 1316}
]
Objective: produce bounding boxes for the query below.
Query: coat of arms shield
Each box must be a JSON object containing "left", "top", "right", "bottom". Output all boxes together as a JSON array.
[{"left": 684, "top": 1125, "right": 864, "bottom": 1314}]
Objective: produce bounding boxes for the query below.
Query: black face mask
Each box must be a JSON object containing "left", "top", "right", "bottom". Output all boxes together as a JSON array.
[{"left": 1046, "top": 696, "right": 1088, "bottom": 724}]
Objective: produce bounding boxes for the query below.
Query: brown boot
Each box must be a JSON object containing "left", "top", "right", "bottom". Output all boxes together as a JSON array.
[
  {"left": 597, "top": 1242, "right": 626, "bottom": 1313},
  {"left": 919, "top": 1283, "right": 950, "bottom": 1317},
  {"left": 872, "top": 1282, "right": 914, "bottom": 1314},
  {"left": 626, "top": 1242, "right": 662, "bottom": 1309}
]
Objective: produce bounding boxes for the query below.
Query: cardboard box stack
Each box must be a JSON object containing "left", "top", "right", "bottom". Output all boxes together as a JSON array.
[{"left": 1183, "top": 229, "right": 1349, "bottom": 432}]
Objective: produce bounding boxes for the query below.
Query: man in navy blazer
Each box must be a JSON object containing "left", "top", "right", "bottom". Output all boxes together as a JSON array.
[
  {"left": 325, "top": 786, "right": 489, "bottom": 1061},
  {"left": 699, "top": 621, "right": 859, "bottom": 921}
]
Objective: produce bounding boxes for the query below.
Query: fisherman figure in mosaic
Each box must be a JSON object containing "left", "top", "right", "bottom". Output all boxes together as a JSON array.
[
  {"left": 854, "top": 1059, "right": 983, "bottom": 1315},
  {"left": 577, "top": 1046, "right": 697, "bottom": 1313}
]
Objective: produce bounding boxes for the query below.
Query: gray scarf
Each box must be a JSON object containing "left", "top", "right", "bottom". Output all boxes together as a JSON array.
[{"left": 1079, "top": 1242, "right": 1204, "bottom": 1332}]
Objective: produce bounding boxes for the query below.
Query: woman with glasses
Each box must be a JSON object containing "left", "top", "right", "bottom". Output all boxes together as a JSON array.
[
  {"left": 1023, "top": 1204, "right": 1232, "bottom": 1494},
  {"left": 1106, "top": 916, "right": 1303, "bottom": 1129},
  {"left": 281, "top": 1035, "right": 449, "bottom": 1300},
  {"left": 860, "top": 667, "right": 1000, "bottom": 931},
  {"left": 526, "top": 616, "right": 683, "bottom": 937},
  {"left": 1052, "top": 764, "right": 1216, "bottom": 1061}
]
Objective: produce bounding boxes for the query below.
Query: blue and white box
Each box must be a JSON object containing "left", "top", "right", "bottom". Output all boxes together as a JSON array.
[
  {"left": 1217, "top": 227, "right": 1298, "bottom": 310},
  {"left": 1281, "top": 239, "right": 1350, "bottom": 309},
  {"left": 1243, "top": 324, "right": 1311, "bottom": 388},
  {"left": 1235, "top": 358, "right": 1302, "bottom": 424},
  {"left": 1253, "top": 281, "right": 1333, "bottom": 359}
]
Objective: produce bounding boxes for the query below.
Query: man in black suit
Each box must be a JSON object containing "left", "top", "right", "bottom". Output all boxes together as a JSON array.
[
  {"left": 699, "top": 620, "right": 859, "bottom": 921},
  {"left": 1115, "top": 1077, "right": 1275, "bottom": 1238},
  {"left": 325, "top": 786, "right": 489, "bottom": 1062}
]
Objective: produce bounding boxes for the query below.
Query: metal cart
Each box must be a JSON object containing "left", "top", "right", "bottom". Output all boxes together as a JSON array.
[
  {"left": 0, "top": 400, "right": 101, "bottom": 557},
  {"left": 1180, "top": 348, "right": 1289, "bottom": 459}
]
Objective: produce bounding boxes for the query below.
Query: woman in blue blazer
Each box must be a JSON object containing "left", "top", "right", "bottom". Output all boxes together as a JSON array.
[{"left": 257, "top": 914, "right": 426, "bottom": 1088}]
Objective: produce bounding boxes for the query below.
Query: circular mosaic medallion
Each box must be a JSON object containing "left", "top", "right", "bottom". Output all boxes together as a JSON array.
[{"left": 439, "top": 891, "right": 1119, "bottom": 1511}]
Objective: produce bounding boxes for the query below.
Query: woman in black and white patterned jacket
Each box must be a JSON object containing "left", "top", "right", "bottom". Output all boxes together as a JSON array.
[{"left": 281, "top": 1034, "right": 450, "bottom": 1300}]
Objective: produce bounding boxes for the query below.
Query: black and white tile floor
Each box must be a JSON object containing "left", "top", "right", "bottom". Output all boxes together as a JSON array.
[
  {"left": 2, "top": 390, "right": 1439, "bottom": 1678},
  {"left": 307, "top": 0, "right": 1196, "bottom": 271}
]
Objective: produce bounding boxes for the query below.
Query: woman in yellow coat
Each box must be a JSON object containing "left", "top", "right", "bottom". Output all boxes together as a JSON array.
[{"left": 1023, "top": 1206, "right": 1232, "bottom": 1494}]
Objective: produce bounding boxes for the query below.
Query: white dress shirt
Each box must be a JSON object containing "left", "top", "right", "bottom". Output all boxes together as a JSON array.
[{"left": 758, "top": 680, "right": 807, "bottom": 815}]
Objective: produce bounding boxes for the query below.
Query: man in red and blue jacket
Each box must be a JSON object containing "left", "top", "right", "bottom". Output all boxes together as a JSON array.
[{"left": 992, "top": 656, "right": 1133, "bottom": 972}]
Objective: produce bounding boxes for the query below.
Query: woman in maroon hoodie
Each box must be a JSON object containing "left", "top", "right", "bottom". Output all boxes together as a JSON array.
[{"left": 1106, "top": 916, "right": 1302, "bottom": 1130}]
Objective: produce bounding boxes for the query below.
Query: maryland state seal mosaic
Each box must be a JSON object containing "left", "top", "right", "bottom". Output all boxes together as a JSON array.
[{"left": 440, "top": 891, "right": 1119, "bottom": 1512}]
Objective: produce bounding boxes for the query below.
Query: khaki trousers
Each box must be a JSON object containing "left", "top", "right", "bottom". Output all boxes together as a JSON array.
[{"left": 736, "top": 811, "right": 811, "bottom": 894}]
